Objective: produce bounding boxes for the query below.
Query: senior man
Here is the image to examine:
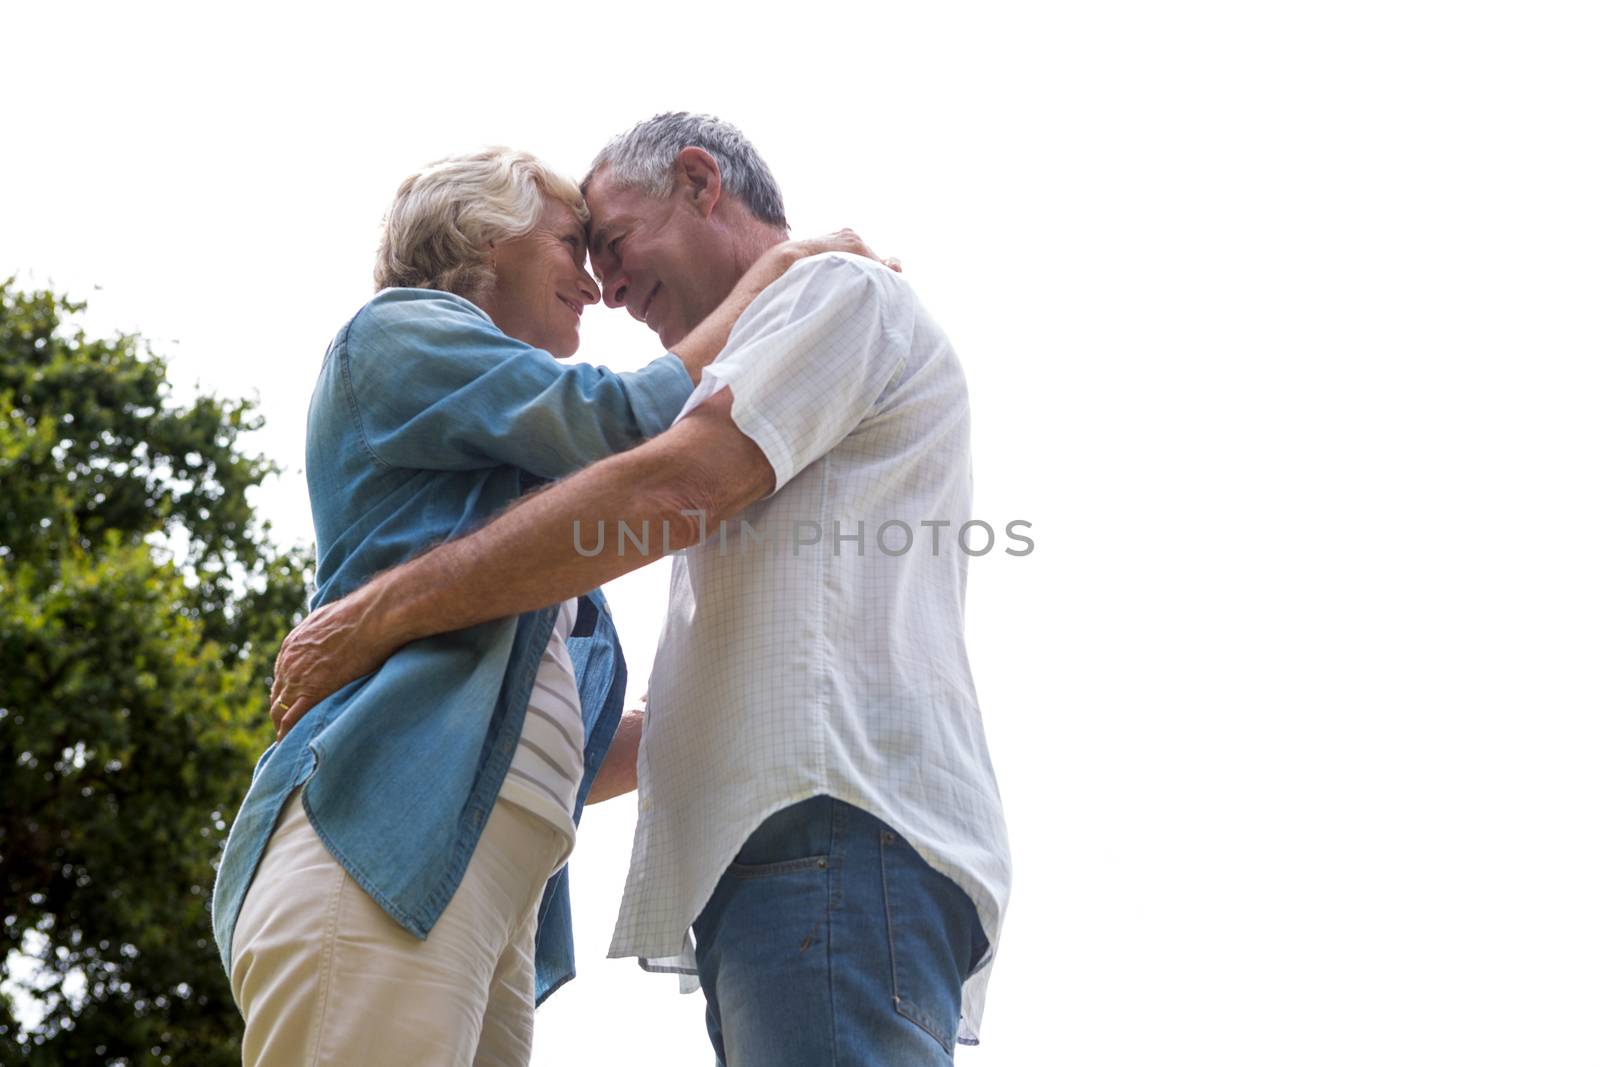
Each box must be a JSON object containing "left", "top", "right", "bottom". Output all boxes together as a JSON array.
[{"left": 271, "top": 112, "right": 1011, "bottom": 1065}]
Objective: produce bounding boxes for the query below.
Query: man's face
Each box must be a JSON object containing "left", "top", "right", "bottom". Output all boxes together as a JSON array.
[{"left": 585, "top": 167, "right": 738, "bottom": 349}]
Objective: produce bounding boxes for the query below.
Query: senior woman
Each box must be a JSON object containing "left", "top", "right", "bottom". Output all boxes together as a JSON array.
[{"left": 212, "top": 147, "right": 878, "bottom": 1066}]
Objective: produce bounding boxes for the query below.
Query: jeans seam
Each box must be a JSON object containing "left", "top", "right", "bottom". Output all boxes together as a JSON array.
[
  {"left": 826, "top": 860, "right": 838, "bottom": 1066},
  {"left": 827, "top": 800, "right": 846, "bottom": 1066},
  {"left": 879, "top": 828, "right": 901, "bottom": 1016},
  {"left": 880, "top": 830, "right": 957, "bottom": 1054}
]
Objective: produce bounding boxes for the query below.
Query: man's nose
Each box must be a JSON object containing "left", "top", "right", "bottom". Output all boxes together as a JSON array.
[{"left": 601, "top": 271, "right": 629, "bottom": 309}]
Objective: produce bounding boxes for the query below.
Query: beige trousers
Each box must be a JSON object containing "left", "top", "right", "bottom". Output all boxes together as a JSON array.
[{"left": 229, "top": 788, "right": 568, "bottom": 1067}]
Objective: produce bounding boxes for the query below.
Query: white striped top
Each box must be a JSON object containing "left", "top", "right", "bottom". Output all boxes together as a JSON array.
[{"left": 497, "top": 596, "right": 583, "bottom": 867}]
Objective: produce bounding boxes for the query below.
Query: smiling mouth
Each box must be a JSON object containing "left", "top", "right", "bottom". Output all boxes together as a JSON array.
[
  {"left": 639, "top": 283, "right": 661, "bottom": 325},
  {"left": 557, "top": 295, "right": 582, "bottom": 319}
]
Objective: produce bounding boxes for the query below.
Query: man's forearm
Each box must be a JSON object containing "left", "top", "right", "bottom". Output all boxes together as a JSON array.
[
  {"left": 268, "top": 390, "right": 772, "bottom": 739},
  {"left": 362, "top": 438, "right": 708, "bottom": 648}
]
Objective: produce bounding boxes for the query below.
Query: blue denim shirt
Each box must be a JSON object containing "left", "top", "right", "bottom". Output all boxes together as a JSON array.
[{"left": 211, "top": 288, "right": 692, "bottom": 1004}]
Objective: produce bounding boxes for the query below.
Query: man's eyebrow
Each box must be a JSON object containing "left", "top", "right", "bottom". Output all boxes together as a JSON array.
[{"left": 589, "top": 216, "right": 633, "bottom": 253}]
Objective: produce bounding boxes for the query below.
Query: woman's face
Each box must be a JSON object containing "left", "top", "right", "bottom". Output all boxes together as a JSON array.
[{"left": 480, "top": 201, "right": 599, "bottom": 358}]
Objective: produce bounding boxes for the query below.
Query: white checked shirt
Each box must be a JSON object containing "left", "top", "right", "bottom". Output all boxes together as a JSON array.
[{"left": 609, "top": 253, "right": 1011, "bottom": 1043}]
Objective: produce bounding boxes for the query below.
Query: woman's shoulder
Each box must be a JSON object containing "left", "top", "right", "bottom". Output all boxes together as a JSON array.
[{"left": 346, "top": 287, "right": 494, "bottom": 347}]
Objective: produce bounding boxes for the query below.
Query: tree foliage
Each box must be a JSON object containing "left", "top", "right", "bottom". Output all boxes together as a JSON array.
[{"left": 0, "top": 279, "right": 312, "bottom": 1065}]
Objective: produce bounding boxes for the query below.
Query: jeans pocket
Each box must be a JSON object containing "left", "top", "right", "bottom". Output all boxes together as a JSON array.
[
  {"left": 727, "top": 854, "right": 830, "bottom": 879},
  {"left": 880, "top": 829, "right": 971, "bottom": 1054},
  {"left": 725, "top": 795, "right": 835, "bottom": 878}
]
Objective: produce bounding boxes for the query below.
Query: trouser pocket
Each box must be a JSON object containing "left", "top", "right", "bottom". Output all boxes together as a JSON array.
[{"left": 879, "top": 828, "right": 985, "bottom": 1054}]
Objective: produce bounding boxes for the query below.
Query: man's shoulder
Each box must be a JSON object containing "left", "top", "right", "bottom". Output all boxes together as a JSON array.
[
  {"left": 766, "top": 252, "right": 919, "bottom": 338},
  {"left": 782, "top": 250, "right": 907, "bottom": 293}
]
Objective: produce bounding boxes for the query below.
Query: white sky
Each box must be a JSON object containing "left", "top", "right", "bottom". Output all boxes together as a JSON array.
[{"left": 3, "top": 2, "right": 1597, "bottom": 1064}]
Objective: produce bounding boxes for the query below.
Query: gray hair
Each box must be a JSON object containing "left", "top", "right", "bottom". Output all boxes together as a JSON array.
[
  {"left": 584, "top": 112, "right": 788, "bottom": 230},
  {"left": 374, "top": 147, "right": 588, "bottom": 300}
]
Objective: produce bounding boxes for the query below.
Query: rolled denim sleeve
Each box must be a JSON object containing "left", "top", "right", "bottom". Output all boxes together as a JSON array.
[{"left": 341, "top": 288, "right": 692, "bottom": 477}]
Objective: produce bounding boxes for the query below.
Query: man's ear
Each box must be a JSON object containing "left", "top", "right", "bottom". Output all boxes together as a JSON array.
[{"left": 673, "top": 147, "right": 723, "bottom": 219}]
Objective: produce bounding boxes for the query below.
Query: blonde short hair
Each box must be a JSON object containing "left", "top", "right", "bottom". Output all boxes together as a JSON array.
[{"left": 374, "top": 147, "right": 588, "bottom": 300}]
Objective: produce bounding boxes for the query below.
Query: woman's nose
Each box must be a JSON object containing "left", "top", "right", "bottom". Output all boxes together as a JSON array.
[{"left": 576, "top": 269, "right": 600, "bottom": 306}]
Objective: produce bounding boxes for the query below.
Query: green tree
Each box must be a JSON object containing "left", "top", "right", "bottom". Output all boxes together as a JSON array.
[{"left": 0, "top": 279, "right": 312, "bottom": 1065}]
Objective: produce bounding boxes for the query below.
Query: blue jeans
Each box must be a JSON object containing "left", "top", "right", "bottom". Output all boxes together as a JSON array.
[{"left": 691, "top": 796, "right": 988, "bottom": 1066}]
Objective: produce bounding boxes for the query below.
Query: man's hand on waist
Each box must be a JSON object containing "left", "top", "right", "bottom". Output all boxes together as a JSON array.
[{"left": 269, "top": 579, "right": 409, "bottom": 740}]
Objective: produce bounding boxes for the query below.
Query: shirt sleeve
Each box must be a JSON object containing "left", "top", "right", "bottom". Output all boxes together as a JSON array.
[
  {"left": 672, "top": 253, "right": 911, "bottom": 496},
  {"left": 341, "top": 288, "right": 693, "bottom": 477}
]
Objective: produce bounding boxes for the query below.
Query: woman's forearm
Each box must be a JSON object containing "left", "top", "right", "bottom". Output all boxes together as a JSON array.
[
  {"left": 670, "top": 243, "right": 799, "bottom": 382},
  {"left": 667, "top": 228, "right": 888, "bottom": 382}
]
